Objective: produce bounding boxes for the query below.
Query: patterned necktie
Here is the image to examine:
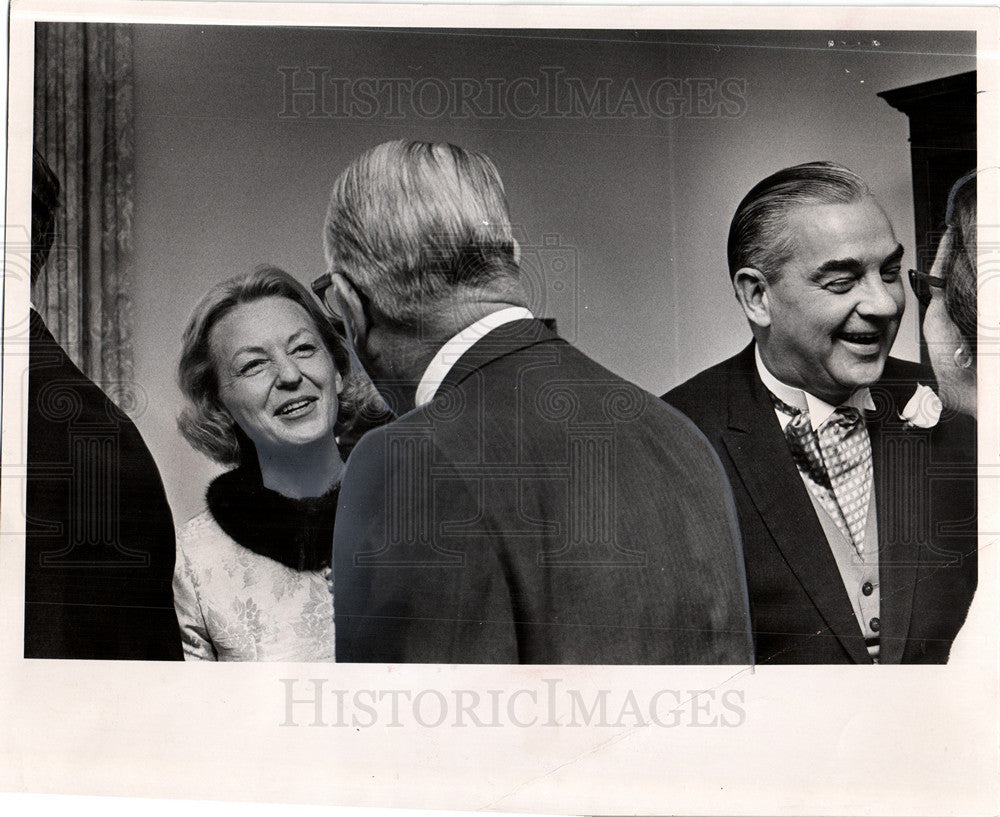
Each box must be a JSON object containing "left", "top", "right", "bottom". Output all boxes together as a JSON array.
[{"left": 771, "top": 395, "right": 873, "bottom": 556}]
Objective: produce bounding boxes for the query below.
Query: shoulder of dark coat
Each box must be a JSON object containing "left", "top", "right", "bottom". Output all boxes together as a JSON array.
[
  {"left": 661, "top": 348, "right": 748, "bottom": 427},
  {"left": 881, "top": 355, "right": 932, "bottom": 386}
]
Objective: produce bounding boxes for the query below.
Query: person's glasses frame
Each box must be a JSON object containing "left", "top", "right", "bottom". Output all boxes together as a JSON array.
[
  {"left": 311, "top": 271, "right": 354, "bottom": 340},
  {"left": 312, "top": 270, "right": 379, "bottom": 342},
  {"left": 311, "top": 272, "right": 337, "bottom": 313},
  {"left": 908, "top": 268, "right": 946, "bottom": 308}
]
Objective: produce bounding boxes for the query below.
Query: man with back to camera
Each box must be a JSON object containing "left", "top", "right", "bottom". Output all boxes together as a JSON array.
[
  {"left": 318, "top": 139, "right": 753, "bottom": 664},
  {"left": 665, "top": 161, "right": 977, "bottom": 664}
]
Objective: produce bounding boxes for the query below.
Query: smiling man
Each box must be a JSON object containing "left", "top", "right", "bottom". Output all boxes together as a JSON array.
[{"left": 665, "top": 162, "right": 976, "bottom": 664}]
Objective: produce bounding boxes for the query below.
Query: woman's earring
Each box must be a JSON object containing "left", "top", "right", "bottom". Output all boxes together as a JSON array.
[{"left": 953, "top": 345, "right": 973, "bottom": 370}]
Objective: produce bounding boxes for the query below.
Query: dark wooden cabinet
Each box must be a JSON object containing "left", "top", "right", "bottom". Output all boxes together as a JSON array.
[{"left": 879, "top": 71, "right": 976, "bottom": 364}]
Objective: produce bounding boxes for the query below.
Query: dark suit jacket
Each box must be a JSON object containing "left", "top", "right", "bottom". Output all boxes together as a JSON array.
[
  {"left": 664, "top": 342, "right": 977, "bottom": 664},
  {"left": 334, "top": 320, "right": 753, "bottom": 664},
  {"left": 25, "top": 309, "right": 182, "bottom": 659}
]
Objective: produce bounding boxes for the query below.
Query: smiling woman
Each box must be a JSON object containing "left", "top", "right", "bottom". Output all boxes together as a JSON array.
[
  {"left": 171, "top": 266, "right": 388, "bottom": 661},
  {"left": 210, "top": 296, "right": 344, "bottom": 488}
]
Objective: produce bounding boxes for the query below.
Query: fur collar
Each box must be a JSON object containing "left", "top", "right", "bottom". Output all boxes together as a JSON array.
[{"left": 206, "top": 465, "right": 339, "bottom": 572}]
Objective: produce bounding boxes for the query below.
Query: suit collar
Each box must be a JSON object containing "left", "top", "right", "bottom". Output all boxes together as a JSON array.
[
  {"left": 435, "top": 318, "right": 562, "bottom": 396},
  {"left": 754, "top": 345, "right": 875, "bottom": 431},
  {"left": 415, "top": 307, "right": 534, "bottom": 407},
  {"left": 725, "top": 343, "right": 773, "bottom": 434},
  {"left": 869, "top": 359, "right": 930, "bottom": 420}
]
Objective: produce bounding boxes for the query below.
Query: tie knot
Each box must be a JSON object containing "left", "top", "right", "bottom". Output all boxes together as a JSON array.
[
  {"left": 824, "top": 406, "right": 862, "bottom": 431},
  {"left": 768, "top": 391, "right": 805, "bottom": 419}
]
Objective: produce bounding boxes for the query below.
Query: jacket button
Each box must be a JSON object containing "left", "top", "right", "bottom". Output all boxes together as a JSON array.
[
  {"left": 862, "top": 581, "right": 874, "bottom": 596},
  {"left": 869, "top": 617, "right": 880, "bottom": 633}
]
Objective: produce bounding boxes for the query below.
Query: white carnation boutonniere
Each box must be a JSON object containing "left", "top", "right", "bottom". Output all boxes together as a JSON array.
[{"left": 899, "top": 384, "right": 943, "bottom": 429}]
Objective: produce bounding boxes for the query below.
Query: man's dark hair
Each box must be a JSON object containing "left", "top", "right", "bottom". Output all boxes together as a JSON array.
[{"left": 727, "top": 161, "right": 871, "bottom": 282}]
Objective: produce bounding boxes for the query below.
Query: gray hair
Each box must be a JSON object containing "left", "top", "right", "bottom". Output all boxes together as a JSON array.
[
  {"left": 727, "top": 161, "right": 872, "bottom": 282},
  {"left": 323, "top": 140, "right": 519, "bottom": 323},
  {"left": 943, "top": 172, "right": 977, "bottom": 359}
]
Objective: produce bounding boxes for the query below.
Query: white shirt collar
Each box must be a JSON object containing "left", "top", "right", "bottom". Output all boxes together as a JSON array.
[
  {"left": 755, "top": 345, "right": 874, "bottom": 431},
  {"left": 414, "top": 307, "right": 534, "bottom": 408}
]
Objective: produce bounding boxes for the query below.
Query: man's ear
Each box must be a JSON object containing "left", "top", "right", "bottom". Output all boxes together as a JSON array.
[
  {"left": 732, "top": 267, "right": 772, "bottom": 329},
  {"left": 330, "top": 273, "right": 369, "bottom": 351}
]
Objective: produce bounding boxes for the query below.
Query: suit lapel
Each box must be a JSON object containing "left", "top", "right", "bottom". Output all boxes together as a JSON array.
[
  {"left": 867, "top": 371, "right": 921, "bottom": 664},
  {"left": 721, "top": 346, "right": 870, "bottom": 663}
]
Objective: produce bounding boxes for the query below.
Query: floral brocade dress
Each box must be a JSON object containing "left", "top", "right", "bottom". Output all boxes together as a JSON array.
[{"left": 172, "top": 466, "right": 338, "bottom": 661}]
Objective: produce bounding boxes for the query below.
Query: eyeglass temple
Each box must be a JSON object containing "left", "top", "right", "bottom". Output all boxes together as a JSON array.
[{"left": 311, "top": 272, "right": 333, "bottom": 298}]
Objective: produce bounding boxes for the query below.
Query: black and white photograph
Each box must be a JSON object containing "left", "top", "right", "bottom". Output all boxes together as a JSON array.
[{"left": 2, "top": 2, "right": 997, "bottom": 814}]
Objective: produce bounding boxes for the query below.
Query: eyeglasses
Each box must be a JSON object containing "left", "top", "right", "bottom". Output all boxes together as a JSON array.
[
  {"left": 311, "top": 272, "right": 336, "bottom": 310},
  {"left": 908, "top": 268, "right": 946, "bottom": 308},
  {"left": 312, "top": 270, "right": 373, "bottom": 338},
  {"left": 312, "top": 270, "right": 353, "bottom": 321},
  {"left": 311, "top": 272, "right": 351, "bottom": 338}
]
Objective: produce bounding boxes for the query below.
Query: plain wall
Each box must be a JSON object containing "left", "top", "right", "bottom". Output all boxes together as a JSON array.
[{"left": 126, "top": 26, "right": 976, "bottom": 524}]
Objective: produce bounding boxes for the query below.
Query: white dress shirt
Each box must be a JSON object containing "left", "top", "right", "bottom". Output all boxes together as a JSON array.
[{"left": 755, "top": 346, "right": 875, "bottom": 430}]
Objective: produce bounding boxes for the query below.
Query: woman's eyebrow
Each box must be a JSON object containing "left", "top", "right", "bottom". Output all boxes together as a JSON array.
[
  {"left": 229, "top": 344, "right": 268, "bottom": 358},
  {"left": 286, "top": 328, "right": 316, "bottom": 344}
]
